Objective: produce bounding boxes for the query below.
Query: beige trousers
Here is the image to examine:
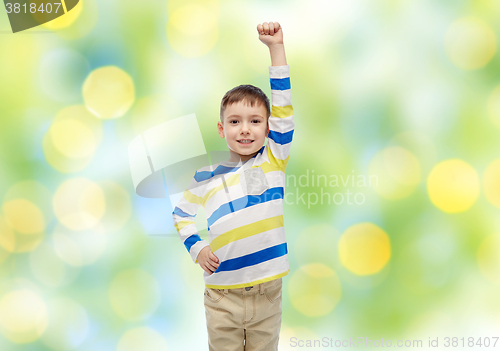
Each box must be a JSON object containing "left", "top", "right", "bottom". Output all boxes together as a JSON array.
[{"left": 204, "top": 278, "right": 283, "bottom": 351}]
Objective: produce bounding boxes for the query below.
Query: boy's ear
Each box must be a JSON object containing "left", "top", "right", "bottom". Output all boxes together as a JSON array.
[{"left": 217, "top": 121, "right": 225, "bottom": 138}]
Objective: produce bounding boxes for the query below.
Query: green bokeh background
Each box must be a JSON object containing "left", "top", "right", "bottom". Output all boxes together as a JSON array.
[{"left": 1, "top": 0, "right": 500, "bottom": 350}]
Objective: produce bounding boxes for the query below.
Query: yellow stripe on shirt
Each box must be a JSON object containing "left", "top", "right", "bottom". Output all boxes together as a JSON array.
[
  {"left": 271, "top": 105, "right": 293, "bottom": 118},
  {"left": 210, "top": 215, "right": 284, "bottom": 253},
  {"left": 267, "top": 146, "right": 290, "bottom": 173},
  {"left": 205, "top": 270, "right": 290, "bottom": 289},
  {"left": 183, "top": 189, "right": 203, "bottom": 205},
  {"left": 174, "top": 220, "right": 196, "bottom": 231}
]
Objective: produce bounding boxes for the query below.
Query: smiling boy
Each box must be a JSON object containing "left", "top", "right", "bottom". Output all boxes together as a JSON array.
[
  {"left": 217, "top": 86, "right": 271, "bottom": 163},
  {"left": 172, "top": 21, "right": 293, "bottom": 350}
]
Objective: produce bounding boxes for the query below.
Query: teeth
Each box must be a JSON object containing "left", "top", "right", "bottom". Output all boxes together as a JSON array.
[{"left": 239, "top": 140, "right": 253, "bottom": 144}]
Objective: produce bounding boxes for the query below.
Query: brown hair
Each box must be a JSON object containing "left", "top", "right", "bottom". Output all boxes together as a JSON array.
[{"left": 220, "top": 84, "right": 270, "bottom": 122}]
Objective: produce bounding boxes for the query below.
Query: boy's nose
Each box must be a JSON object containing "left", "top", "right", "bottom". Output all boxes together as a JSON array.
[{"left": 240, "top": 123, "right": 250, "bottom": 133}]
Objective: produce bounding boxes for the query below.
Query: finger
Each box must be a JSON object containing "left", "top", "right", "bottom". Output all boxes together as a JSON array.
[
  {"left": 269, "top": 22, "right": 275, "bottom": 35},
  {"left": 205, "top": 263, "right": 216, "bottom": 274},
  {"left": 202, "top": 265, "right": 212, "bottom": 275},
  {"left": 210, "top": 259, "right": 220, "bottom": 269},
  {"left": 275, "top": 22, "right": 281, "bottom": 32},
  {"left": 208, "top": 256, "right": 219, "bottom": 269},
  {"left": 257, "top": 24, "right": 264, "bottom": 35},
  {"left": 263, "top": 22, "right": 269, "bottom": 35},
  {"left": 204, "top": 258, "right": 216, "bottom": 270},
  {"left": 206, "top": 262, "right": 217, "bottom": 273},
  {"left": 209, "top": 252, "right": 219, "bottom": 263}
]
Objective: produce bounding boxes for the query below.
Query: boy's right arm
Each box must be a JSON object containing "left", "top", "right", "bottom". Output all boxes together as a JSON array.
[
  {"left": 258, "top": 22, "right": 294, "bottom": 171},
  {"left": 172, "top": 175, "right": 219, "bottom": 274}
]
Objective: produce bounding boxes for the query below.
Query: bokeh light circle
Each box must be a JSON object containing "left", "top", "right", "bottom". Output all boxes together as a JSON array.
[
  {"left": 43, "top": 134, "right": 92, "bottom": 173},
  {"left": 83, "top": 66, "right": 135, "bottom": 119},
  {"left": 166, "top": 4, "right": 218, "bottom": 58},
  {"left": 427, "top": 159, "right": 480, "bottom": 213},
  {"left": 117, "top": 327, "right": 168, "bottom": 351},
  {"left": 50, "top": 119, "right": 96, "bottom": 158},
  {"left": 0, "top": 214, "right": 44, "bottom": 254},
  {"left": 0, "top": 290, "right": 48, "bottom": 343},
  {"left": 483, "top": 159, "right": 500, "bottom": 209},
  {"left": 44, "top": 105, "right": 103, "bottom": 173},
  {"left": 368, "top": 146, "right": 421, "bottom": 200},
  {"left": 53, "top": 178, "right": 105, "bottom": 231},
  {"left": 0, "top": 215, "right": 16, "bottom": 254},
  {"left": 477, "top": 235, "right": 500, "bottom": 284},
  {"left": 445, "top": 17, "right": 497, "bottom": 70},
  {"left": 1, "top": 181, "right": 52, "bottom": 253},
  {"left": 109, "top": 269, "right": 161, "bottom": 321},
  {"left": 288, "top": 263, "right": 341, "bottom": 317},
  {"left": 339, "top": 223, "right": 391, "bottom": 275},
  {"left": 2, "top": 199, "right": 45, "bottom": 235},
  {"left": 41, "top": 298, "right": 89, "bottom": 350}
]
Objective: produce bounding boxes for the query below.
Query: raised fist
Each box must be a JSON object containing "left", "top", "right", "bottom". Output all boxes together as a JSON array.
[{"left": 257, "top": 21, "right": 283, "bottom": 47}]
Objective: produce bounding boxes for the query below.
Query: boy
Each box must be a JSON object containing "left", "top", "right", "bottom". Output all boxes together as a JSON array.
[{"left": 172, "top": 21, "right": 293, "bottom": 351}]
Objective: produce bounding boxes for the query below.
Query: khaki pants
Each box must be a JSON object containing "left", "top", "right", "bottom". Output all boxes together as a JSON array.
[{"left": 204, "top": 278, "right": 283, "bottom": 351}]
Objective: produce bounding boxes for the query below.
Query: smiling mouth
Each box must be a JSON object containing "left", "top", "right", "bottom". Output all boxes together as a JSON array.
[{"left": 237, "top": 139, "right": 254, "bottom": 144}]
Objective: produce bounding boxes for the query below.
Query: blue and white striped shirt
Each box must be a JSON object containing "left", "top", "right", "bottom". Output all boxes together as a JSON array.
[{"left": 172, "top": 65, "right": 294, "bottom": 289}]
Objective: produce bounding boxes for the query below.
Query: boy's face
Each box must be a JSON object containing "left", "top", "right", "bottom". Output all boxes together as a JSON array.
[{"left": 218, "top": 100, "right": 269, "bottom": 162}]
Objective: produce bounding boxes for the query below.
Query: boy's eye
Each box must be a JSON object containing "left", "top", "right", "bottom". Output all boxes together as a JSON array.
[{"left": 228, "top": 119, "right": 261, "bottom": 124}]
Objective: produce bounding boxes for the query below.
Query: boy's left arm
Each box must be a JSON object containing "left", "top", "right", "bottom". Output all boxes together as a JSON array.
[{"left": 258, "top": 22, "right": 294, "bottom": 171}]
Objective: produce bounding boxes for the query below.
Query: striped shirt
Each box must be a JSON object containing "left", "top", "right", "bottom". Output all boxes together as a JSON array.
[{"left": 172, "top": 65, "right": 294, "bottom": 289}]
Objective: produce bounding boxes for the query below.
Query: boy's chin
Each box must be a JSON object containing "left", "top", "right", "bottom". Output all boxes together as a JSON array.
[
  {"left": 234, "top": 145, "right": 261, "bottom": 156},
  {"left": 236, "top": 150, "right": 255, "bottom": 156}
]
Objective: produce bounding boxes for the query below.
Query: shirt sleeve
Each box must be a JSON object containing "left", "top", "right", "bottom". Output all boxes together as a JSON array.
[
  {"left": 267, "top": 65, "right": 294, "bottom": 172},
  {"left": 172, "top": 173, "right": 210, "bottom": 264}
]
